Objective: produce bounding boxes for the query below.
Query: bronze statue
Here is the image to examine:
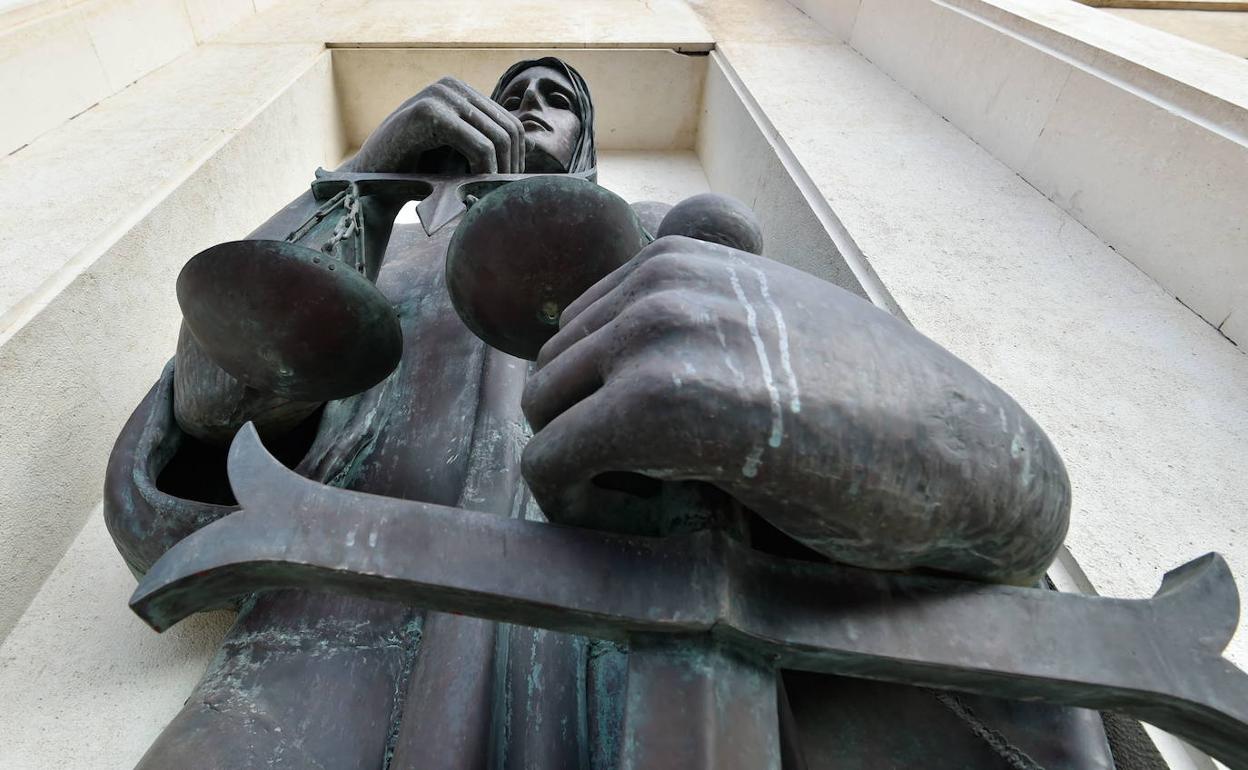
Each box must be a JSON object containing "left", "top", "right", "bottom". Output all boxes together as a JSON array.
[{"left": 105, "top": 57, "right": 1248, "bottom": 769}]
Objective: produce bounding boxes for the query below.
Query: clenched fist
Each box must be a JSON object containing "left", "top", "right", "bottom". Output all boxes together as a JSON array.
[{"left": 522, "top": 236, "right": 1070, "bottom": 585}]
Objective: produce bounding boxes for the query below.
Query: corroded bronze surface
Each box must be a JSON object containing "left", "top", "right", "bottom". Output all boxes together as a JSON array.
[
  {"left": 177, "top": 240, "right": 403, "bottom": 402},
  {"left": 656, "top": 192, "right": 764, "bottom": 254},
  {"left": 446, "top": 176, "right": 649, "bottom": 360}
]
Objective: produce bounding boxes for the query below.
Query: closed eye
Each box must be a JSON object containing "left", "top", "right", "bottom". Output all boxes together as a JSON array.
[
  {"left": 549, "top": 91, "right": 572, "bottom": 110},
  {"left": 502, "top": 96, "right": 521, "bottom": 109}
]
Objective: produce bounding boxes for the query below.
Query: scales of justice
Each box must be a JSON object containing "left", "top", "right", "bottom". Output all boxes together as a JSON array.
[{"left": 104, "top": 58, "right": 1248, "bottom": 769}]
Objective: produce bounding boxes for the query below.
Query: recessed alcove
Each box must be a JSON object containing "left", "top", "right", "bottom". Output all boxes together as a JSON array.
[
  {"left": 7, "top": 26, "right": 1245, "bottom": 769},
  {"left": 4, "top": 2, "right": 1248, "bottom": 767}
]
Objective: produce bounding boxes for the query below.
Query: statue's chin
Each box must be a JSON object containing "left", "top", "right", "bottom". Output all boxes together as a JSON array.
[{"left": 524, "top": 146, "right": 569, "bottom": 173}]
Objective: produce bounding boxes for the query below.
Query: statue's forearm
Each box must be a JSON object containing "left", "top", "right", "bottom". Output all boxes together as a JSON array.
[
  {"left": 727, "top": 356, "right": 1072, "bottom": 587},
  {"left": 173, "top": 324, "right": 322, "bottom": 445}
]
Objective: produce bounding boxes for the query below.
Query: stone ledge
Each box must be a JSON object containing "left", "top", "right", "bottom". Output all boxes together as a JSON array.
[
  {"left": 215, "top": 0, "right": 714, "bottom": 48},
  {"left": 0, "top": 41, "right": 328, "bottom": 332},
  {"left": 1106, "top": 7, "right": 1248, "bottom": 59},
  {"left": 947, "top": 0, "right": 1248, "bottom": 117},
  {"left": 0, "top": 0, "right": 269, "bottom": 156},
  {"left": 0, "top": 48, "right": 345, "bottom": 640},
  {"left": 788, "top": 0, "right": 1248, "bottom": 346},
  {"left": 1079, "top": 0, "right": 1248, "bottom": 10},
  {"left": 0, "top": 507, "right": 235, "bottom": 770}
]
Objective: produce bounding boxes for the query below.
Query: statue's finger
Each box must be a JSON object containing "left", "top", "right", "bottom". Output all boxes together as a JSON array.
[
  {"left": 522, "top": 374, "right": 670, "bottom": 523},
  {"left": 453, "top": 83, "right": 526, "bottom": 173},
  {"left": 461, "top": 107, "right": 512, "bottom": 177},
  {"left": 521, "top": 383, "right": 607, "bottom": 519},
  {"left": 521, "top": 324, "right": 609, "bottom": 431},
  {"left": 537, "top": 277, "right": 634, "bottom": 369},
  {"left": 542, "top": 247, "right": 726, "bottom": 369},
  {"left": 426, "top": 85, "right": 503, "bottom": 174},
  {"left": 439, "top": 115, "right": 498, "bottom": 174},
  {"left": 522, "top": 354, "right": 734, "bottom": 532},
  {"left": 558, "top": 236, "right": 709, "bottom": 330},
  {"left": 528, "top": 292, "right": 734, "bottom": 432},
  {"left": 437, "top": 77, "right": 523, "bottom": 173},
  {"left": 557, "top": 248, "right": 650, "bottom": 330}
]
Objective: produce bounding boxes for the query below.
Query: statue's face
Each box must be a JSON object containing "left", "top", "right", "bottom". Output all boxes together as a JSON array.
[{"left": 496, "top": 65, "right": 582, "bottom": 173}]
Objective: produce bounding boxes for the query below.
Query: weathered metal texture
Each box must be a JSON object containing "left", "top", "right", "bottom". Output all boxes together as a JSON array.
[
  {"left": 446, "top": 176, "right": 650, "bottom": 360},
  {"left": 310, "top": 168, "right": 595, "bottom": 237},
  {"left": 296, "top": 173, "right": 762, "bottom": 369},
  {"left": 177, "top": 239, "right": 403, "bottom": 402},
  {"left": 133, "top": 425, "right": 1248, "bottom": 769},
  {"left": 121, "top": 219, "right": 501, "bottom": 768},
  {"left": 782, "top": 672, "right": 1113, "bottom": 769},
  {"left": 386, "top": 612, "right": 498, "bottom": 768},
  {"left": 620, "top": 638, "right": 780, "bottom": 770},
  {"left": 657, "top": 192, "right": 765, "bottom": 255},
  {"left": 134, "top": 591, "right": 421, "bottom": 770},
  {"left": 103, "top": 362, "right": 237, "bottom": 577},
  {"left": 176, "top": 170, "right": 595, "bottom": 404}
]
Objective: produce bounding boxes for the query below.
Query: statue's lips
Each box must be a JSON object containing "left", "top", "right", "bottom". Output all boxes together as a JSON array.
[{"left": 519, "top": 114, "right": 550, "bottom": 131}]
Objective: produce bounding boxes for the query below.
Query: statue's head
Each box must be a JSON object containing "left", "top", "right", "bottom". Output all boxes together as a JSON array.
[{"left": 491, "top": 58, "right": 596, "bottom": 176}]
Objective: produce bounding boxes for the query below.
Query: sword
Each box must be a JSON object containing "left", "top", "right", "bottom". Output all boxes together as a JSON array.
[{"left": 131, "top": 425, "right": 1248, "bottom": 769}]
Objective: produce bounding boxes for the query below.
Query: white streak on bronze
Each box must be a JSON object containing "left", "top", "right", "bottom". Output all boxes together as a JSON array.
[{"left": 727, "top": 265, "right": 783, "bottom": 460}]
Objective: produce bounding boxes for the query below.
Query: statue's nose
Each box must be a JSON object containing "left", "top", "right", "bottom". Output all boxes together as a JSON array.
[{"left": 518, "top": 82, "right": 543, "bottom": 113}]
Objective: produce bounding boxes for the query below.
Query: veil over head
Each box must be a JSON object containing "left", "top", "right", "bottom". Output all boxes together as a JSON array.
[{"left": 491, "top": 57, "right": 597, "bottom": 179}]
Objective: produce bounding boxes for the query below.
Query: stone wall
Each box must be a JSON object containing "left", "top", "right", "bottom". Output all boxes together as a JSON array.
[
  {"left": 0, "top": 0, "right": 279, "bottom": 158},
  {"left": 790, "top": 0, "right": 1248, "bottom": 346}
]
